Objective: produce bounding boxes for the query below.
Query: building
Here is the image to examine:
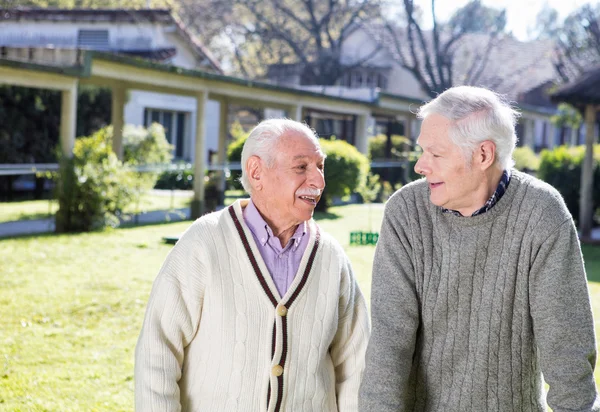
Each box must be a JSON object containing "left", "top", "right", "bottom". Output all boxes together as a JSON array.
[{"left": 0, "top": 7, "right": 223, "bottom": 163}]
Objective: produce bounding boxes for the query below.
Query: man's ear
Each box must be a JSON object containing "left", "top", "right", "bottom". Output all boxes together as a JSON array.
[
  {"left": 477, "top": 140, "right": 496, "bottom": 171},
  {"left": 246, "top": 155, "right": 263, "bottom": 190}
]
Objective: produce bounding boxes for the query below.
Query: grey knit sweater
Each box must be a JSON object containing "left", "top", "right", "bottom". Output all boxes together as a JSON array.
[{"left": 360, "top": 170, "right": 599, "bottom": 412}]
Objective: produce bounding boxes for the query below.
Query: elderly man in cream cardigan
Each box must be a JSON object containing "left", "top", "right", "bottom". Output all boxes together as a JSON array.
[{"left": 135, "top": 118, "right": 370, "bottom": 412}]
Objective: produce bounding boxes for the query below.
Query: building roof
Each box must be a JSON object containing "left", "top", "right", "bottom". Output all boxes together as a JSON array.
[
  {"left": 0, "top": 7, "right": 223, "bottom": 73},
  {"left": 551, "top": 65, "right": 600, "bottom": 107}
]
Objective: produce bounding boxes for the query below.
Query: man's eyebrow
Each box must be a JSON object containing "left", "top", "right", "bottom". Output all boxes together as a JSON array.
[{"left": 292, "top": 155, "right": 309, "bottom": 160}]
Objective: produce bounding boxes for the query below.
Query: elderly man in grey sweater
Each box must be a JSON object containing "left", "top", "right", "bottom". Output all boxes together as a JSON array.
[{"left": 360, "top": 86, "right": 600, "bottom": 411}]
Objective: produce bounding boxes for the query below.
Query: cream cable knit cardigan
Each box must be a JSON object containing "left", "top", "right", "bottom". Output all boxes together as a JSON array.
[{"left": 135, "top": 199, "right": 370, "bottom": 411}]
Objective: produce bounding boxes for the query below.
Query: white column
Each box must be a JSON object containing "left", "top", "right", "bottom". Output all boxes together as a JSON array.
[
  {"left": 355, "top": 114, "right": 369, "bottom": 154},
  {"left": 60, "top": 80, "right": 78, "bottom": 157},
  {"left": 192, "top": 90, "right": 207, "bottom": 219},
  {"left": 217, "top": 99, "right": 229, "bottom": 205},
  {"left": 523, "top": 118, "right": 535, "bottom": 150},
  {"left": 580, "top": 104, "right": 597, "bottom": 239},
  {"left": 288, "top": 104, "right": 303, "bottom": 122},
  {"left": 111, "top": 84, "right": 126, "bottom": 159}
]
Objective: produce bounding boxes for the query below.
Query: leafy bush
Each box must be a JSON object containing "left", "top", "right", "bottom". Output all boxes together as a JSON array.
[
  {"left": 55, "top": 124, "right": 172, "bottom": 232},
  {"left": 512, "top": 146, "right": 540, "bottom": 172},
  {"left": 368, "top": 134, "right": 411, "bottom": 160},
  {"left": 227, "top": 128, "right": 249, "bottom": 190},
  {"left": 369, "top": 134, "right": 418, "bottom": 186},
  {"left": 537, "top": 144, "right": 600, "bottom": 223},
  {"left": 154, "top": 163, "right": 194, "bottom": 190},
  {"left": 319, "top": 138, "right": 369, "bottom": 210}
]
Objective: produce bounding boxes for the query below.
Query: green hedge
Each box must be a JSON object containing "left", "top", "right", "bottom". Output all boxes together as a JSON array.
[
  {"left": 537, "top": 145, "right": 600, "bottom": 223},
  {"left": 55, "top": 124, "right": 173, "bottom": 232}
]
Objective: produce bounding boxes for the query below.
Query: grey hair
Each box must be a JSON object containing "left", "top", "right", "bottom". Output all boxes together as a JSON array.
[
  {"left": 240, "top": 118, "right": 320, "bottom": 194},
  {"left": 417, "top": 86, "right": 520, "bottom": 170}
]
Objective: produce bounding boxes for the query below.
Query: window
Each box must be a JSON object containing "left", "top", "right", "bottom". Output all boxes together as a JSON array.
[
  {"left": 144, "top": 109, "right": 188, "bottom": 159},
  {"left": 78, "top": 29, "right": 109, "bottom": 50}
]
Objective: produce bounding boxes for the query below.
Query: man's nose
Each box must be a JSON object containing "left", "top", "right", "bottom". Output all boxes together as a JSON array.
[
  {"left": 309, "top": 167, "right": 326, "bottom": 189},
  {"left": 414, "top": 157, "right": 429, "bottom": 176}
]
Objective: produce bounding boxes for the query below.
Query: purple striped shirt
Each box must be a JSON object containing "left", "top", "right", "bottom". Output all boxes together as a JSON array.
[{"left": 243, "top": 200, "right": 309, "bottom": 298}]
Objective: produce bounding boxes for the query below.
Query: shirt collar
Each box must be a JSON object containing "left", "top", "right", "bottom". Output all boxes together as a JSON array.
[
  {"left": 243, "top": 199, "right": 307, "bottom": 247},
  {"left": 441, "top": 169, "right": 511, "bottom": 217}
]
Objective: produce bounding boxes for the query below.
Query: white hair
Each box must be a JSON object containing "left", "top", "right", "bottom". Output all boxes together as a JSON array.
[
  {"left": 417, "top": 86, "right": 521, "bottom": 170},
  {"left": 240, "top": 118, "right": 320, "bottom": 194}
]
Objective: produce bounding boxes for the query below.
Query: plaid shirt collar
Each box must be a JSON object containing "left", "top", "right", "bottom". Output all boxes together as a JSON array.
[{"left": 442, "top": 170, "right": 511, "bottom": 217}]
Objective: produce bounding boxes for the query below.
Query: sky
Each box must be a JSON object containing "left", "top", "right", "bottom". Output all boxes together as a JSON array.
[{"left": 417, "top": 0, "right": 592, "bottom": 41}]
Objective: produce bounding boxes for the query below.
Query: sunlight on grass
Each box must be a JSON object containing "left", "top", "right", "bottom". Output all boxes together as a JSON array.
[{"left": 2, "top": 203, "right": 600, "bottom": 410}]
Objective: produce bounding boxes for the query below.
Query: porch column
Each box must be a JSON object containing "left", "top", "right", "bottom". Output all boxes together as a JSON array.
[
  {"left": 405, "top": 115, "right": 413, "bottom": 143},
  {"left": 355, "top": 114, "right": 369, "bottom": 154},
  {"left": 192, "top": 90, "right": 207, "bottom": 219},
  {"left": 580, "top": 104, "right": 597, "bottom": 239},
  {"left": 111, "top": 84, "right": 126, "bottom": 159},
  {"left": 217, "top": 98, "right": 229, "bottom": 206},
  {"left": 288, "top": 104, "right": 303, "bottom": 122},
  {"left": 523, "top": 118, "right": 535, "bottom": 150},
  {"left": 60, "top": 80, "right": 78, "bottom": 157}
]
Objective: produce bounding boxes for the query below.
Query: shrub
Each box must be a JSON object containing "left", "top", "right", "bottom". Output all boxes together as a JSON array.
[
  {"left": 154, "top": 163, "right": 194, "bottom": 190},
  {"left": 368, "top": 134, "right": 411, "bottom": 160},
  {"left": 512, "top": 146, "right": 540, "bottom": 173},
  {"left": 55, "top": 124, "right": 172, "bottom": 232},
  {"left": 537, "top": 144, "right": 600, "bottom": 223},
  {"left": 319, "top": 138, "right": 369, "bottom": 210},
  {"left": 226, "top": 129, "right": 249, "bottom": 191},
  {"left": 368, "top": 134, "right": 418, "bottom": 186}
]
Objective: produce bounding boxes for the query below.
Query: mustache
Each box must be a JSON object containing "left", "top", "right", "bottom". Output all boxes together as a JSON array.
[{"left": 296, "top": 188, "right": 322, "bottom": 196}]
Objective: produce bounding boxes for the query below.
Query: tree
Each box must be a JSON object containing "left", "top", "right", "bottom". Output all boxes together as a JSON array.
[
  {"left": 177, "top": 0, "right": 382, "bottom": 83},
  {"left": 553, "top": 4, "right": 600, "bottom": 83},
  {"left": 379, "top": 0, "right": 507, "bottom": 97}
]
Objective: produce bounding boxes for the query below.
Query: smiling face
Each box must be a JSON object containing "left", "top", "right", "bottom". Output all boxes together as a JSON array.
[
  {"left": 249, "top": 130, "right": 326, "bottom": 231},
  {"left": 414, "top": 113, "right": 488, "bottom": 216}
]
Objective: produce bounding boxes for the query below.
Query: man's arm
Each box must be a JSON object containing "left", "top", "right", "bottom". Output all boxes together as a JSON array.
[
  {"left": 135, "top": 227, "right": 206, "bottom": 411},
  {"left": 359, "top": 197, "right": 421, "bottom": 411},
  {"left": 530, "top": 218, "right": 600, "bottom": 412},
  {"left": 329, "top": 258, "right": 370, "bottom": 412}
]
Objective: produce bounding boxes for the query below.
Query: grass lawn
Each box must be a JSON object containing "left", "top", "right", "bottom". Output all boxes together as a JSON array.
[{"left": 1, "top": 203, "right": 599, "bottom": 410}]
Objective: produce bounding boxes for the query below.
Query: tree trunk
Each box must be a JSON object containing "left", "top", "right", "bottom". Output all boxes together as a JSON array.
[{"left": 579, "top": 104, "right": 596, "bottom": 239}]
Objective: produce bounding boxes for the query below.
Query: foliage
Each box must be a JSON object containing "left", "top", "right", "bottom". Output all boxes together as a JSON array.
[
  {"left": 155, "top": 163, "right": 195, "bottom": 190},
  {"left": 319, "top": 138, "right": 369, "bottom": 210},
  {"left": 512, "top": 146, "right": 540, "bottom": 172},
  {"left": 177, "top": 0, "right": 381, "bottom": 82},
  {"left": 552, "top": 3, "right": 600, "bottom": 82},
  {"left": 123, "top": 123, "right": 173, "bottom": 166},
  {"left": 227, "top": 128, "right": 250, "bottom": 190},
  {"left": 0, "top": 85, "right": 111, "bottom": 164},
  {"left": 537, "top": 145, "right": 600, "bottom": 223},
  {"left": 368, "top": 134, "right": 411, "bottom": 160},
  {"left": 551, "top": 103, "right": 583, "bottom": 129},
  {"left": 55, "top": 124, "right": 173, "bottom": 232},
  {"left": 0, "top": 85, "right": 111, "bottom": 198}
]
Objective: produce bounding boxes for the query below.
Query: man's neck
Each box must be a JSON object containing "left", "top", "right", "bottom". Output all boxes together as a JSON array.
[
  {"left": 455, "top": 167, "right": 505, "bottom": 217},
  {"left": 251, "top": 198, "right": 299, "bottom": 247}
]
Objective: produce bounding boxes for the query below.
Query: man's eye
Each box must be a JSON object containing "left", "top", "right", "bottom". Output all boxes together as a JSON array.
[{"left": 296, "top": 165, "right": 307, "bottom": 170}]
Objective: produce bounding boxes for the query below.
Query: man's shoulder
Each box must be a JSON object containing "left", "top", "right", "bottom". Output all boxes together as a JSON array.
[{"left": 511, "top": 171, "right": 569, "bottom": 212}]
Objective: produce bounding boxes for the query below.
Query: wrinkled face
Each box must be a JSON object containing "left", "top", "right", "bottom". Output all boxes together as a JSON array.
[
  {"left": 414, "top": 113, "right": 483, "bottom": 215},
  {"left": 259, "top": 131, "right": 326, "bottom": 224}
]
